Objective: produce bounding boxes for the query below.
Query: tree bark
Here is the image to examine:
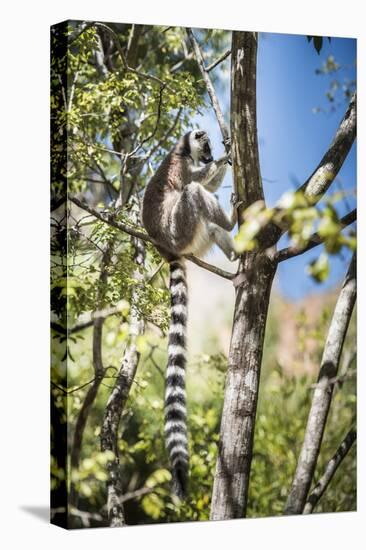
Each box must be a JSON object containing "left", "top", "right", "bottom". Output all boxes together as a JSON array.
[
  {"left": 210, "top": 32, "right": 277, "bottom": 520},
  {"left": 285, "top": 253, "right": 356, "bottom": 515},
  {"left": 100, "top": 200, "right": 145, "bottom": 527}
]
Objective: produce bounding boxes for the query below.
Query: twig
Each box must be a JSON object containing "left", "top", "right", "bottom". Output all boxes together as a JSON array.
[
  {"left": 69, "top": 195, "right": 151, "bottom": 242},
  {"left": 276, "top": 208, "right": 357, "bottom": 263},
  {"left": 94, "top": 22, "right": 170, "bottom": 90},
  {"left": 145, "top": 107, "right": 182, "bottom": 163},
  {"left": 186, "top": 254, "right": 235, "bottom": 280},
  {"left": 309, "top": 368, "right": 356, "bottom": 389},
  {"left": 128, "top": 84, "right": 166, "bottom": 157},
  {"left": 120, "top": 485, "right": 157, "bottom": 503},
  {"left": 206, "top": 49, "right": 231, "bottom": 72},
  {"left": 186, "top": 28, "right": 230, "bottom": 152},
  {"left": 170, "top": 53, "right": 194, "bottom": 73},
  {"left": 303, "top": 429, "right": 356, "bottom": 514}
]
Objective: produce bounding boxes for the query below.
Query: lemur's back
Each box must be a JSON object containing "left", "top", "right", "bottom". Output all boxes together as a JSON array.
[{"left": 142, "top": 148, "right": 189, "bottom": 254}]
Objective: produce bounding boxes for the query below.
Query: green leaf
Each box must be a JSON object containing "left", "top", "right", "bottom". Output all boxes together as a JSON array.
[{"left": 307, "top": 253, "right": 330, "bottom": 282}]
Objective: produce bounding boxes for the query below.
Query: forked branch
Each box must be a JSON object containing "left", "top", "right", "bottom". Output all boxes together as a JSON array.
[
  {"left": 285, "top": 253, "right": 356, "bottom": 515},
  {"left": 303, "top": 429, "right": 356, "bottom": 514}
]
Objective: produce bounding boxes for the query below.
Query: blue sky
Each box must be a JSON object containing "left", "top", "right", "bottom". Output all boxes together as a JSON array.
[{"left": 196, "top": 31, "right": 356, "bottom": 301}]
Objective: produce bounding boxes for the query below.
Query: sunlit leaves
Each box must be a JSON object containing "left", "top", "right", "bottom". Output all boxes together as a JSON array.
[
  {"left": 313, "top": 54, "right": 356, "bottom": 113},
  {"left": 234, "top": 189, "right": 356, "bottom": 282}
]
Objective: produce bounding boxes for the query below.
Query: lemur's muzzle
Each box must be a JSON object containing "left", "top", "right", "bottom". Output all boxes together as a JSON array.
[{"left": 201, "top": 142, "right": 213, "bottom": 163}]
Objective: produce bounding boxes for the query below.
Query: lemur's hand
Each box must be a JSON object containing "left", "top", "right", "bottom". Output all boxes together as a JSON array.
[{"left": 217, "top": 153, "right": 231, "bottom": 166}]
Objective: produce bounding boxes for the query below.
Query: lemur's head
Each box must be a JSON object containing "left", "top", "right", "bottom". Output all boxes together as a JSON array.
[{"left": 188, "top": 129, "right": 213, "bottom": 164}]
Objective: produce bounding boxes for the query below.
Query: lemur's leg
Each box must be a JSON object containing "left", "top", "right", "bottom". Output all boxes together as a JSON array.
[
  {"left": 203, "top": 163, "right": 227, "bottom": 193},
  {"left": 170, "top": 183, "right": 240, "bottom": 250},
  {"left": 191, "top": 183, "right": 240, "bottom": 231},
  {"left": 208, "top": 223, "right": 237, "bottom": 261}
]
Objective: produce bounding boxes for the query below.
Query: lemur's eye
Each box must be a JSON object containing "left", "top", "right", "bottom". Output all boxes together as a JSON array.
[{"left": 195, "top": 131, "right": 205, "bottom": 139}]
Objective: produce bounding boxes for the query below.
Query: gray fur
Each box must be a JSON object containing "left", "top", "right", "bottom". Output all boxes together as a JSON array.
[{"left": 142, "top": 129, "right": 238, "bottom": 260}]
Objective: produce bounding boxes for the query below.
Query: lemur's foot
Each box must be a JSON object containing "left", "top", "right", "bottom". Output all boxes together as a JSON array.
[
  {"left": 230, "top": 193, "right": 243, "bottom": 210},
  {"left": 222, "top": 136, "right": 231, "bottom": 149},
  {"left": 222, "top": 137, "right": 232, "bottom": 164}
]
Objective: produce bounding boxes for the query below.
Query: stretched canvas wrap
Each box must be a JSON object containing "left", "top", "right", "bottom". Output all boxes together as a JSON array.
[{"left": 50, "top": 20, "right": 357, "bottom": 529}]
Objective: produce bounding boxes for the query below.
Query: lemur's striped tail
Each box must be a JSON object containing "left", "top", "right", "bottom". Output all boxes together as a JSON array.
[{"left": 164, "top": 259, "right": 189, "bottom": 499}]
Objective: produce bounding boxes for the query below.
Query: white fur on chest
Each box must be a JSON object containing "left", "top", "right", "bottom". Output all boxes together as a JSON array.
[{"left": 180, "top": 220, "right": 212, "bottom": 257}]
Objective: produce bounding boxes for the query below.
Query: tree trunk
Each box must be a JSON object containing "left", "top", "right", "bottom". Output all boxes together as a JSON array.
[
  {"left": 210, "top": 31, "right": 276, "bottom": 520},
  {"left": 285, "top": 253, "right": 356, "bottom": 515},
  {"left": 100, "top": 200, "right": 145, "bottom": 527}
]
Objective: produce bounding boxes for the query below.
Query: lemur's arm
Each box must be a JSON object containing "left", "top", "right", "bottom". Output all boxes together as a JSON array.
[{"left": 189, "top": 155, "right": 229, "bottom": 192}]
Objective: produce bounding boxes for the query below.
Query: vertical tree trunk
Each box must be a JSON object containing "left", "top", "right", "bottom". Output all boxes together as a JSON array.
[
  {"left": 285, "top": 254, "right": 356, "bottom": 515},
  {"left": 210, "top": 32, "right": 277, "bottom": 520},
  {"left": 100, "top": 200, "right": 145, "bottom": 527}
]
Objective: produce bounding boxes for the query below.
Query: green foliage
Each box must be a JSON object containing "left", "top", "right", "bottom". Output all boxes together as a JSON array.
[
  {"left": 234, "top": 189, "right": 356, "bottom": 283},
  {"left": 61, "top": 294, "right": 355, "bottom": 526},
  {"left": 313, "top": 54, "right": 356, "bottom": 114}
]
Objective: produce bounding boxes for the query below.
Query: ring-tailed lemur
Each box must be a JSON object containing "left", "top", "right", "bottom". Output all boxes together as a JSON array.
[{"left": 142, "top": 129, "right": 239, "bottom": 498}]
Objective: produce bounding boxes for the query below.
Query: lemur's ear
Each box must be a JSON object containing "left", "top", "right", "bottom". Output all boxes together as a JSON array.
[{"left": 195, "top": 131, "right": 205, "bottom": 139}]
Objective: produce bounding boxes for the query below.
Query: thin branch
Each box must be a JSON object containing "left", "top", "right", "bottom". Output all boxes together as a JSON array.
[
  {"left": 93, "top": 22, "right": 170, "bottom": 90},
  {"left": 69, "top": 196, "right": 234, "bottom": 280},
  {"left": 170, "top": 52, "right": 194, "bottom": 73},
  {"left": 69, "top": 195, "right": 151, "bottom": 242},
  {"left": 128, "top": 84, "right": 166, "bottom": 158},
  {"left": 309, "top": 368, "right": 356, "bottom": 389},
  {"left": 206, "top": 49, "right": 231, "bottom": 72},
  {"left": 186, "top": 254, "right": 235, "bottom": 280},
  {"left": 51, "top": 302, "right": 129, "bottom": 336},
  {"left": 303, "top": 429, "right": 356, "bottom": 514},
  {"left": 126, "top": 24, "right": 144, "bottom": 68},
  {"left": 51, "top": 378, "right": 98, "bottom": 395},
  {"left": 186, "top": 28, "right": 230, "bottom": 151},
  {"left": 145, "top": 107, "right": 182, "bottom": 163},
  {"left": 284, "top": 253, "right": 356, "bottom": 515},
  {"left": 68, "top": 21, "right": 93, "bottom": 46},
  {"left": 276, "top": 208, "right": 357, "bottom": 263},
  {"left": 120, "top": 485, "right": 157, "bottom": 503}
]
